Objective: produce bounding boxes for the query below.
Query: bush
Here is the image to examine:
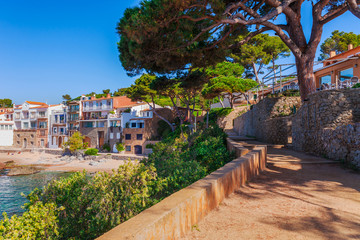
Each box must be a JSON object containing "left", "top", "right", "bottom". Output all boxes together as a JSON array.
[
  {"left": 1, "top": 123, "right": 234, "bottom": 239},
  {"left": 352, "top": 83, "right": 360, "bottom": 88},
  {"left": 84, "top": 148, "right": 98, "bottom": 156},
  {"left": 157, "top": 120, "right": 172, "bottom": 139},
  {"left": 145, "top": 143, "right": 155, "bottom": 149},
  {"left": 208, "top": 108, "right": 233, "bottom": 123},
  {"left": 102, "top": 143, "right": 111, "bottom": 152},
  {"left": 62, "top": 132, "right": 86, "bottom": 153},
  {"left": 116, "top": 143, "right": 125, "bottom": 152}
]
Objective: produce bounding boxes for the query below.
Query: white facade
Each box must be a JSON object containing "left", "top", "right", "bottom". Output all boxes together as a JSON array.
[
  {"left": 48, "top": 104, "right": 68, "bottom": 149},
  {"left": 0, "top": 113, "right": 14, "bottom": 146}
]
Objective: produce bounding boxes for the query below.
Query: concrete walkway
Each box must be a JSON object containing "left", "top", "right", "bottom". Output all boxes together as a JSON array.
[{"left": 183, "top": 145, "right": 360, "bottom": 240}]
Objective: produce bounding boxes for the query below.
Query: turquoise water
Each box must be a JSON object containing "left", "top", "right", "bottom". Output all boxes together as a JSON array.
[{"left": 0, "top": 170, "right": 71, "bottom": 219}]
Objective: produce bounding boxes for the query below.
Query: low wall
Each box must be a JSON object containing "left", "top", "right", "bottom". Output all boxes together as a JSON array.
[
  {"left": 233, "top": 96, "right": 300, "bottom": 144},
  {"left": 97, "top": 138, "right": 267, "bottom": 240}
]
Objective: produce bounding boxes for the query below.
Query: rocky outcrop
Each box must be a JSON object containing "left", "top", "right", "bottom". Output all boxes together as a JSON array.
[{"left": 7, "top": 166, "right": 44, "bottom": 176}]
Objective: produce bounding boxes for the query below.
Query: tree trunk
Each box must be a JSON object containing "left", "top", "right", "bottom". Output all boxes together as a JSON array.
[
  {"left": 252, "top": 62, "right": 261, "bottom": 84},
  {"left": 295, "top": 56, "right": 316, "bottom": 101},
  {"left": 218, "top": 96, "right": 225, "bottom": 108}
]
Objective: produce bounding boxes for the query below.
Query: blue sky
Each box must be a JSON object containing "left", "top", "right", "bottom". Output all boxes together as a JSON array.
[{"left": 0, "top": 1, "right": 359, "bottom": 104}]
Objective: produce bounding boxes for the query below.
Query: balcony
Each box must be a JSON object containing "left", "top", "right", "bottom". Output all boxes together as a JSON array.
[
  {"left": 83, "top": 105, "right": 112, "bottom": 111},
  {"left": 81, "top": 116, "right": 108, "bottom": 120}
]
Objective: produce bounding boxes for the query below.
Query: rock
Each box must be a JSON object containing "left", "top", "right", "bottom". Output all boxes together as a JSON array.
[{"left": 7, "top": 166, "right": 43, "bottom": 176}]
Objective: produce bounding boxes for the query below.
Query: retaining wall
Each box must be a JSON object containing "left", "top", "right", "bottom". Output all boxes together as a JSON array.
[
  {"left": 97, "top": 138, "right": 267, "bottom": 240},
  {"left": 233, "top": 96, "right": 300, "bottom": 144}
]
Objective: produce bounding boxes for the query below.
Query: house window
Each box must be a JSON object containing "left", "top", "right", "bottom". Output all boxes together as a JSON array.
[
  {"left": 320, "top": 75, "right": 331, "bottom": 85},
  {"left": 139, "top": 122, "right": 144, "bottom": 129},
  {"left": 125, "top": 134, "right": 131, "bottom": 140},
  {"left": 339, "top": 68, "right": 353, "bottom": 81},
  {"left": 125, "top": 145, "right": 131, "bottom": 152},
  {"left": 41, "top": 139, "right": 44, "bottom": 147},
  {"left": 17, "top": 134, "right": 20, "bottom": 138},
  {"left": 53, "top": 127, "right": 57, "bottom": 134},
  {"left": 110, "top": 133, "right": 114, "bottom": 139},
  {"left": 131, "top": 122, "right": 137, "bottom": 128},
  {"left": 60, "top": 128, "right": 64, "bottom": 134},
  {"left": 98, "top": 122, "right": 105, "bottom": 128},
  {"left": 31, "top": 122, "right": 36, "bottom": 129},
  {"left": 30, "top": 134, "right": 34, "bottom": 138},
  {"left": 39, "top": 111, "right": 46, "bottom": 117},
  {"left": 9, "top": 125, "right": 12, "bottom": 130},
  {"left": 84, "top": 122, "right": 93, "bottom": 128},
  {"left": 116, "top": 133, "right": 120, "bottom": 139},
  {"left": 30, "top": 141, "right": 34, "bottom": 146},
  {"left": 40, "top": 130, "right": 45, "bottom": 136},
  {"left": 23, "top": 122, "right": 29, "bottom": 129},
  {"left": 39, "top": 122, "right": 47, "bottom": 129},
  {"left": 17, "top": 141, "right": 20, "bottom": 145},
  {"left": 136, "top": 134, "right": 143, "bottom": 140},
  {"left": 0, "top": 125, "right": 3, "bottom": 130}
]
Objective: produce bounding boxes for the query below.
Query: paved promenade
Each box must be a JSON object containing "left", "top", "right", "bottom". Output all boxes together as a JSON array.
[{"left": 183, "top": 145, "right": 360, "bottom": 240}]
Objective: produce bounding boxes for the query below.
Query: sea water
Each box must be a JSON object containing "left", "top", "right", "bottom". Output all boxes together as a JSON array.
[{"left": 0, "top": 170, "right": 71, "bottom": 220}]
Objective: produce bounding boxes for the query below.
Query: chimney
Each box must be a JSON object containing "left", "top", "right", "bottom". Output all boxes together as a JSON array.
[
  {"left": 348, "top": 44, "right": 354, "bottom": 50},
  {"left": 106, "top": 93, "right": 111, "bottom": 98},
  {"left": 329, "top": 50, "right": 336, "bottom": 58}
]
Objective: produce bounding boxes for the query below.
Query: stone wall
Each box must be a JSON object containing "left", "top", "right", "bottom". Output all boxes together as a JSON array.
[
  {"left": 13, "top": 130, "right": 37, "bottom": 148},
  {"left": 292, "top": 89, "right": 360, "bottom": 167},
  {"left": 233, "top": 96, "right": 301, "bottom": 144}
]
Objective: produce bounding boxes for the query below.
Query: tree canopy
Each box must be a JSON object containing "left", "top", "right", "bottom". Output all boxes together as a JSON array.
[
  {"left": 0, "top": 99, "right": 12, "bottom": 108},
  {"left": 319, "top": 30, "right": 360, "bottom": 60},
  {"left": 230, "top": 34, "right": 290, "bottom": 83},
  {"left": 202, "top": 62, "right": 257, "bottom": 108},
  {"left": 117, "top": 0, "right": 360, "bottom": 100}
]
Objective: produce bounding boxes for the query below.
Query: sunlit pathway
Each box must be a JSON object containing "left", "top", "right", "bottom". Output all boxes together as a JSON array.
[{"left": 182, "top": 146, "right": 360, "bottom": 240}]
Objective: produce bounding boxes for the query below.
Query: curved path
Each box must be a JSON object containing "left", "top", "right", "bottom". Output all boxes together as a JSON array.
[{"left": 183, "top": 145, "right": 360, "bottom": 240}]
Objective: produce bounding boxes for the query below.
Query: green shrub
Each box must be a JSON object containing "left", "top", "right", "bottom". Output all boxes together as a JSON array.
[
  {"left": 145, "top": 143, "right": 155, "bottom": 149},
  {"left": 124, "top": 108, "right": 131, "bottom": 113},
  {"left": 102, "top": 143, "right": 111, "bottom": 152},
  {"left": 157, "top": 120, "right": 172, "bottom": 139},
  {"left": 1, "top": 123, "right": 234, "bottom": 239},
  {"left": 208, "top": 108, "right": 233, "bottom": 123},
  {"left": 62, "top": 132, "right": 86, "bottom": 153},
  {"left": 84, "top": 148, "right": 98, "bottom": 156},
  {"left": 352, "top": 83, "right": 360, "bottom": 88},
  {"left": 116, "top": 143, "right": 125, "bottom": 152},
  {"left": 0, "top": 202, "right": 61, "bottom": 240}
]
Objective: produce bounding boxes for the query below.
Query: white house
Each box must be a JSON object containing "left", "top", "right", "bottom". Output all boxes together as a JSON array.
[{"left": 0, "top": 111, "right": 14, "bottom": 146}]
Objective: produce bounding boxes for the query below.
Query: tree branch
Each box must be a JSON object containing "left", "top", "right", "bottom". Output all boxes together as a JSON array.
[{"left": 347, "top": 0, "right": 360, "bottom": 18}]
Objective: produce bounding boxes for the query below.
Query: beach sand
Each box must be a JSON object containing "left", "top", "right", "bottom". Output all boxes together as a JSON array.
[{"left": 0, "top": 151, "right": 130, "bottom": 173}]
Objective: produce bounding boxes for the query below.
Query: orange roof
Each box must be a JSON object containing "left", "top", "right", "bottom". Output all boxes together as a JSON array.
[
  {"left": 30, "top": 105, "right": 49, "bottom": 109},
  {"left": 113, "top": 96, "right": 140, "bottom": 108},
  {"left": 327, "top": 45, "right": 360, "bottom": 61},
  {"left": 25, "top": 101, "right": 47, "bottom": 105}
]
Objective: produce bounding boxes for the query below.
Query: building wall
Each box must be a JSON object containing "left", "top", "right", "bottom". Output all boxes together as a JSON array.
[
  {"left": 13, "top": 130, "right": 37, "bottom": 148},
  {"left": 80, "top": 124, "right": 108, "bottom": 148},
  {"left": 108, "top": 126, "right": 122, "bottom": 152},
  {"left": 0, "top": 124, "right": 13, "bottom": 146}
]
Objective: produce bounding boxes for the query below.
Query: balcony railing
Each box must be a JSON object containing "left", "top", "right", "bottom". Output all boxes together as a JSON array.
[
  {"left": 83, "top": 105, "right": 112, "bottom": 111},
  {"left": 81, "top": 116, "right": 107, "bottom": 120}
]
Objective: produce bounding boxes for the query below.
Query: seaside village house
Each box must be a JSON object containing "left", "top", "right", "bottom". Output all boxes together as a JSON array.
[
  {"left": 48, "top": 105, "right": 68, "bottom": 148},
  {"left": 13, "top": 101, "right": 64, "bottom": 148},
  {"left": 0, "top": 108, "right": 14, "bottom": 146},
  {"left": 245, "top": 44, "right": 360, "bottom": 101},
  {"left": 67, "top": 100, "right": 81, "bottom": 137},
  {"left": 314, "top": 44, "right": 360, "bottom": 88},
  {"left": 79, "top": 94, "right": 142, "bottom": 150},
  {"left": 121, "top": 105, "right": 173, "bottom": 155},
  {"left": 78, "top": 94, "right": 174, "bottom": 154}
]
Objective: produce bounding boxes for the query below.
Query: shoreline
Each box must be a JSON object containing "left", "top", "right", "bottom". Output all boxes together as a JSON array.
[{"left": 0, "top": 151, "right": 144, "bottom": 175}]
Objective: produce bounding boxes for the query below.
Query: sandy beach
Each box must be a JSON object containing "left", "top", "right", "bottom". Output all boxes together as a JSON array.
[{"left": 0, "top": 151, "right": 135, "bottom": 173}]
